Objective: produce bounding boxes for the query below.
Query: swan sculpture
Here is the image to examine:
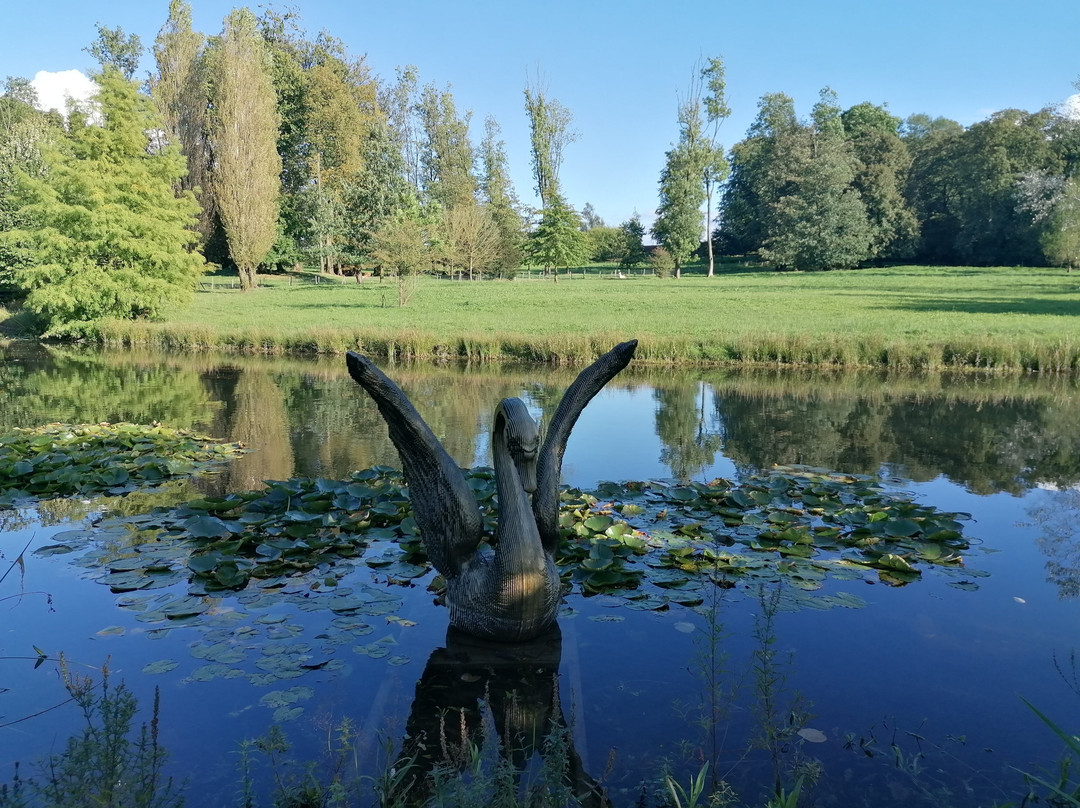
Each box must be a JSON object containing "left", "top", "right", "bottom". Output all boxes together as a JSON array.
[{"left": 346, "top": 340, "right": 637, "bottom": 641}]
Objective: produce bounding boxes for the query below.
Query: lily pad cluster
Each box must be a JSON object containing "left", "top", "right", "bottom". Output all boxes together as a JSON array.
[
  {"left": 563, "top": 464, "right": 982, "bottom": 605},
  {"left": 40, "top": 462, "right": 983, "bottom": 633},
  {"left": 0, "top": 423, "right": 244, "bottom": 507},
  {"left": 27, "top": 448, "right": 987, "bottom": 690}
]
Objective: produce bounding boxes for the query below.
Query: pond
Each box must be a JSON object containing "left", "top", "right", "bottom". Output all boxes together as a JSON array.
[{"left": 2, "top": 341, "right": 1080, "bottom": 807}]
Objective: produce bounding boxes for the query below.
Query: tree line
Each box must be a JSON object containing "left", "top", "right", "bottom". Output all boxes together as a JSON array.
[
  {"left": 0, "top": 3, "right": 658, "bottom": 331},
  {"left": 708, "top": 88, "right": 1080, "bottom": 272},
  {"left": 1, "top": 3, "right": 1078, "bottom": 334}
]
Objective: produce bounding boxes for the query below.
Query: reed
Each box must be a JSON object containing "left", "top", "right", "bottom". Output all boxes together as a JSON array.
[{"left": 71, "top": 318, "right": 1080, "bottom": 373}]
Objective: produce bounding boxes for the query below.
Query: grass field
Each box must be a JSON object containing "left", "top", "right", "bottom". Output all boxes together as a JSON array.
[{"left": 38, "top": 262, "right": 1080, "bottom": 370}]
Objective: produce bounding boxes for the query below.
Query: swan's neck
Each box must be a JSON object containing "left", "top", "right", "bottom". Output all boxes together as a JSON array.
[{"left": 493, "top": 406, "right": 545, "bottom": 574}]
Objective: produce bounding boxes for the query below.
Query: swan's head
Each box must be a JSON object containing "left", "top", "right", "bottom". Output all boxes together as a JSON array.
[{"left": 495, "top": 398, "right": 539, "bottom": 493}]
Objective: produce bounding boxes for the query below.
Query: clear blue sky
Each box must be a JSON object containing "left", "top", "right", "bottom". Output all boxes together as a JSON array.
[{"left": 3, "top": 0, "right": 1078, "bottom": 231}]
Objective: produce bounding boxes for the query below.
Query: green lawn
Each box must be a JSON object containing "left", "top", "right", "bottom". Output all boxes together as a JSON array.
[{"left": 67, "top": 263, "right": 1080, "bottom": 370}]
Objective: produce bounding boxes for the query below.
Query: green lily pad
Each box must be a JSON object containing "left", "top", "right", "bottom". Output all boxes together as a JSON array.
[{"left": 142, "top": 659, "right": 180, "bottom": 675}]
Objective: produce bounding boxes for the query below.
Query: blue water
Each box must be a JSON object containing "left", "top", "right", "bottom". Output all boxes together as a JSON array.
[{"left": 2, "top": 349, "right": 1079, "bottom": 806}]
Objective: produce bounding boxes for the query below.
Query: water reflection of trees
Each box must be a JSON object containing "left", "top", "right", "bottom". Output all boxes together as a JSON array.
[
  {"left": 709, "top": 373, "right": 1080, "bottom": 494},
  {"left": 3, "top": 349, "right": 1080, "bottom": 497},
  {"left": 0, "top": 344, "right": 220, "bottom": 432},
  {"left": 654, "top": 382, "right": 724, "bottom": 481}
]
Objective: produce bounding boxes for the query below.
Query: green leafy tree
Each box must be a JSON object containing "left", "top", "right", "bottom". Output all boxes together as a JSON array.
[
  {"left": 304, "top": 54, "right": 379, "bottom": 273},
  {"left": 758, "top": 89, "right": 873, "bottom": 270},
  {"left": 906, "top": 108, "right": 1060, "bottom": 265},
  {"left": 255, "top": 14, "right": 380, "bottom": 275},
  {"left": 1, "top": 78, "right": 59, "bottom": 298},
  {"left": 150, "top": 0, "right": 213, "bottom": 243},
  {"left": 208, "top": 8, "right": 281, "bottom": 291},
  {"left": 348, "top": 116, "right": 413, "bottom": 265},
  {"left": 441, "top": 201, "right": 499, "bottom": 280},
  {"left": 85, "top": 24, "right": 143, "bottom": 81},
  {"left": 417, "top": 82, "right": 477, "bottom": 210},
  {"left": 618, "top": 214, "right": 648, "bottom": 269},
  {"left": 952, "top": 109, "right": 1060, "bottom": 265},
  {"left": 1042, "top": 177, "right": 1080, "bottom": 271},
  {"left": 0, "top": 68, "right": 204, "bottom": 334},
  {"left": 529, "top": 193, "right": 587, "bottom": 282},
  {"left": 649, "top": 245, "right": 675, "bottom": 278},
  {"left": 479, "top": 115, "right": 524, "bottom": 276},
  {"left": 1017, "top": 169, "right": 1080, "bottom": 270},
  {"left": 902, "top": 114, "right": 966, "bottom": 263},
  {"left": 382, "top": 65, "right": 423, "bottom": 193},
  {"left": 523, "top": 80, "right": 576, "bottom": 209},
  {"left": 652, "top": 98, "right": 708, "bottom": 277},
  {"left": 584, "top": 225, "right": 624, "bottom": 262},
  {"left": 842, "top": 102, "right": 919, "bottom": 261},
  {"left": 700, "top": 56, "right": 731, "bottom": 277},
  {"left": 370, "top": 198, "right": 437, "bottom": 305},
  {"left": 718, "top": 92, "right": 798, "bottom": 256}
]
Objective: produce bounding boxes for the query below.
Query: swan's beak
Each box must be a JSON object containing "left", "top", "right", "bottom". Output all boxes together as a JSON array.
[{"left": 516, "top": 454, "right": 537, "bottom": 494}]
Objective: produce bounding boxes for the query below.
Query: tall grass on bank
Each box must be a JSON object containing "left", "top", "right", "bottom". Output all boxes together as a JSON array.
[
  {"left": 78, "top": 319, "right": 1080, "bottom": 372},
  {"left": 14, "top": 264, "right": 1080, "bottom": 372}
]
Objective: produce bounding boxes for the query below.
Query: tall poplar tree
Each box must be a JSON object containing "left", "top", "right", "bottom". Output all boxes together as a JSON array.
[
  {"left": 479, "top": 115, "right": 524, "bottom": 275},
  {"left": 0, "top": 68, "right": 204, "bottom": 333},
  {"left": 652, "top": 98, "right": 708, "bottom": 277},
  {"left": 523, "top": 80, "right": 576, "bottom": 209},
  {"left": 150, "top": 0, "right": 213, "bottom": 242},
  {"left": 700, "top": 57, "right": 731, "bottom": 277},
  {"left": 208, "top": 8, "right": 281, "bottom": 291},
  {"left": 417, "top": 83, "right": 477, "bottom": 210}
]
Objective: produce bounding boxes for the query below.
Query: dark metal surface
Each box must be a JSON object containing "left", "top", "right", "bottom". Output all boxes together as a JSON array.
[{"left": 347, "top": 340, "right": 636, "bottom": 641}]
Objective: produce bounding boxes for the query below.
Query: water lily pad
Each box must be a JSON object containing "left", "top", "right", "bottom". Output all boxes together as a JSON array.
[
  {"left": 142, "top": 659, "right": 180, "bottom": 675},
  {"left": 273, "top": 706, "right": 304, "bottom": 722},
  {"left": 189, "top": 664, "right": 231, "bottom": 682}
]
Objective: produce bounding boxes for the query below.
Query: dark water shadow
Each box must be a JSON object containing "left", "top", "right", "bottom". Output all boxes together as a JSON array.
[{"left": 392, "top": 625, "right": 610, "bottom": 806}]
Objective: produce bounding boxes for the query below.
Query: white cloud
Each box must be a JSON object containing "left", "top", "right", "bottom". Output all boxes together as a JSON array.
[
  {"left": 1063, "top": 94, "right": 1080, "bottom": 121},
  {"left": 30, "top": 69, "right": 97, "bottom": 116}
]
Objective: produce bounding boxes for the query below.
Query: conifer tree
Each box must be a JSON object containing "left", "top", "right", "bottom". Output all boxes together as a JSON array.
[
  {"left": 529, "top": 193, "right": 587, "bottom": 282},
  {"left": 0, "top": 68, "right": 204, "bottom": 334}
]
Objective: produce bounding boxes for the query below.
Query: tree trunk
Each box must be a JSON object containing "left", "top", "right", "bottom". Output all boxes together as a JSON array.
[
  {"left": 705, "top": 189, "right": 715, "bottom": 277},
  {"left": 238, "top": 264, "right": 257, "bottom": 291}
]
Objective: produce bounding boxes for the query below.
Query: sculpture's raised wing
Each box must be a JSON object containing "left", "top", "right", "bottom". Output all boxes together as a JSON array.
[
  {"left": 346, "top": 352, "right": 482, "bottom": 576},
  {"left": 533, "top": 340, "right": 638, "bottom": 553}
]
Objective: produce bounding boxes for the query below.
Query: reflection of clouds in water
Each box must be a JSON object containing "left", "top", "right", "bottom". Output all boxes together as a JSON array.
[{"left": 1029, "top": 485, "right": 1080, "bottom": 598}]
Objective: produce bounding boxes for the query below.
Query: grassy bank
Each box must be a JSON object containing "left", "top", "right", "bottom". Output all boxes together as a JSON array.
[{"left": 25, "top": 264, "right": 1080, "bottom": 370}]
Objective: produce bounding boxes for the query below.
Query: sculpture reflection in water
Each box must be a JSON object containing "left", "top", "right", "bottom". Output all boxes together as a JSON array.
[
  {"left": 392, "top": 625, "right": 610, "bottom": 806},
  {"left": 346, "top": 340, "right": 636, "bottom": 641}
]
